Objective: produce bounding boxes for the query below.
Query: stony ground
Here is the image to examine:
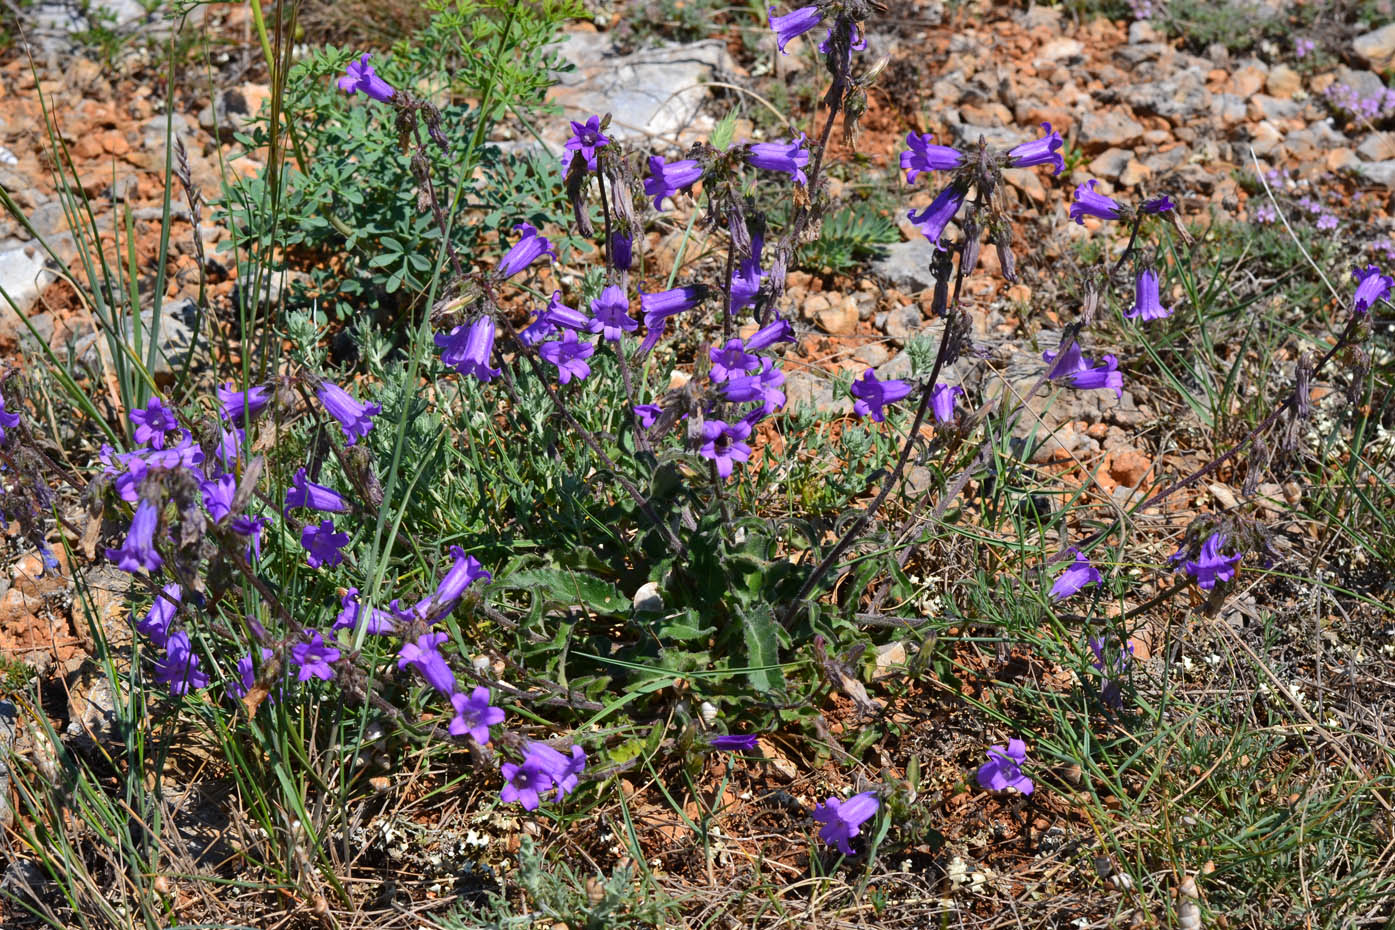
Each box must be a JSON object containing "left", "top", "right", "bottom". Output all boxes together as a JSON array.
[{"left": 0, "top": 0, "right": 1393, "bottom": 926}]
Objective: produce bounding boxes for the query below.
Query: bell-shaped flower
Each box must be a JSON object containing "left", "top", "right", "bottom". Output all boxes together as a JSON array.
[
  {"left": 744, "top": 318, "right": 796, "bottom": 353},
  {"left": 811, "top": 791, "right": 879, "bottom": 856},
  {"left": 976, "top": 739, "right": 1033, "bottom": 794},
  {"left": 135, "top": 582, "right": 182, "bottom": 648},
  {"left": 1006, "top": 122, "right": 1065, "bottom": 175},
  {"left": 698, "top": 419, "right": 752, "bottom": 479},
  {"left": 1070, "top": 179, "right": 1122, "bottom": 224},
  {"left": 1043, "top": 343, "right": 1123, "bottom": 398},
  {"left": 908, "top": 183, "right": 968, "bottom": 249},
  {"left": 315, "top": 381, "right": 380, "bottom": 446},
  {"left": 588, "top": 284, "right": 637, "bottom": 342},
  {"left": 155, "top": 631, "right": 209, "bottom": 695},
  {"left": 283, "top": 467, "right": 348, "bottom": 517},
  {"left": 539, "top": 330, "right": 596, "bottom": 384},
  {"left": 768, "top": 4, "right": 822, "bottom": 53},
  {"left": 644, "top": 156, "right": 703, "bottom": 211},
  {"left": 850, "top": 368, "right": 913, "bottom": 422},
  {"left": 301, "top": 518, "right": 349, "bottom": 569},
  {"left": 709, "top": 338, "right": 760, "bottom": 382},
  {"left": 217, "top": 382, "right": 270, "bottom": 426},
  {"left": 900, "top": 132, "right": 963, "bottom": 183},
  {"left": 291, "top": 630, "right": 341, "bottom": 682},
  {"left": 563, "top": 115, "right": 609, "bottom": 172},
  {"left": 337, "top": 52, "right": 395, "bottom": 102},
  {"left": 437, "top": 316, "right": 501, "bottom": 382},
  {"left": 397, "top": 632, "right": 456, "bottom": 695},
  {"left": 130, "top": 397, "right": 178, "bottom": 448},
  {"left": 106, "top": 498, "right": 163, "bottom": 573},
  {"left": 449, "top": 686, "right": 505, "bottom": 744},
  {"left": 1352, "top": 264, "right": 1393, "bottom": 315},
  {"left": 931, "top": 383, "right": 963, "bottom": 423},
  {"left": 1125, "top": 267, "right": 1172, "bottom": 321},
  {"left": 1049, "top": 547, "right": 1101, "bottom": 600},
  {"left": 496, "top": 222, "right": 557, "bottom": 280},
  {"left": 747, "top": 134, "right": 809, "bottom": 185}
]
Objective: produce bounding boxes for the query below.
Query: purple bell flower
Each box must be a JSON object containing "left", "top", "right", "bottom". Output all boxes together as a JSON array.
[
  {"left": 720, "top": 373, "right": 765, "bottom": 404},
  {"left": 283, "top": 467, "right": 349, "bottom": 517},
  {"left": 699, "top": 419, "right": 752, "bottom": 479},
  {"left": 1043, "top": 343, "right": 1123, "bottom": 398},
  {"left": 0, "top": 389, "right": 18, "bottom": 443},
  {"left": 229, "top": 647, "right": 275, "bottom": 701},
  {"left": 900, "top": 131, "right": 963, "bottom": 183},
  {"left": 1050, "top": 547, "right": 1101, "bottom": 600},
  {"left": 640, "top": 285, "right": 705, "bottom": 330},
  {"left": 519, "top": 315, "right": 557, "bottom": 347},
  {"left": 337, "top": 53, "right": 395, "bottom": 102},
  {"left": 436, "top": 316, "right": 501, "bottom": 382},
  {"left": 747, "top": 134, "right": 810, "bottom": 185},
  {"left": 1070, "top": 179, "right": 1123, "bottom": 224},
  {"left": 588, "top": 284, "right": 638, "bottom": 342},
  {"left": 634, "top": 404, "right": 662, "bottom": 429},
  {"left": 811, "top": 791, "right": 879, "bottom": 856},
  {"left": 744, "top": 318, "right": 796, "bottom": 353},
  {"left": 768, "top": 4, "right": 822, "bottom": 53},
  {"left": 500, "top": 757, "right": 553, "bottom": 811},
  {"left": 1141, "top": 195, "right": 1175, "bottom": 214},
  {"left": 850, "top": 368, "right": 913, "bottom": 422},
  {"left": 291, "top": 630, "right": 341, "bottom": 682},
  {"left": 316, "top": 380, "right": 380, "bottom": 447},
  {"left": 930, "top": 383, "right": 963, "bottom": 423},
  {"left": 217, "top": 382, "right": 270, "bottom": 426},
  {"left": 709, "top": 733, "right": 759, "bottom": 752},
  {"left": 611, "top": 230, "right": 633, "bottom": 271},
  {"left": 644, "top": 156, "right": 704, "bottom": 211},
  {"left": 908, "top": 183, "right": 968, "bottom": 249},
  {"left": 563, "top": 115, "right": 609, "bottom": 172},
  {"left": 106, "top": 498, "right": 163, "bottom": 574},
  {"left": 1352, "top": 264, "right": 1393, "bottom": 314},
  {"left": 333, "top": 587, "right": 397, "bottom": 635},
  {"left": 756, "top": 358, "right": 786, "bottom": 414},
  {"left": 1089, "top": 636, "right": 1132, "bottom": 710},
  {"left": 397, "top": 632, "right": 456, "bottom": 695},
  {"left": 539, "top": 330, "right": 596, "bottom": 385},
  {"left": 214, "top": 426, "right": 244, "bottom": 471},
  {"left": 413, "top": 545, "right": 491, "bottom": 622},
  {"left": 496, "top": 222, "right": 557, "bottom": 280},
  {"left": 524, "top": 741, "right": 587, "bottom": 800},
  {"left": 709, "top": 338, "right": 760, "bottom": 382},
  {"left": 135, "top": 582, "right": 181, "bottom": 649},
  {"left": 301, "top": 518, "right": 349, "bottom": 569},
  {"left": 449, "top": 686, "right": 505, "bottom": 744},
  {"left": 540, "top": 291, "right": 593, "bottom": 332},
  {"left": 1125, "top": 267, "right": 1172, "bottom": 321},
  {"left": 976, "top": 739, "right": 1033, "bottom": 794},
  {"left": 130, "top": 397, "right": 178, "bottom": 448},
  {"left": 1006, "top": 122, "right": 1065, "bottom": 175},
  {"left": 201, "top": 474, "right": 236, "bottom": 523},
  {"left": 155, "top": 631, "right": 209, "bottom": 695},
  {"left": 1179, "top": 531, "right": 1242, "bottom": 591}
]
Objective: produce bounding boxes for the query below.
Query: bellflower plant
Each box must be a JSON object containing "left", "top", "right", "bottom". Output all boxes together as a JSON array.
[
  {"left": 1006, "top": 123, "right": 1065, "bottom": 175},
  {"left": 900, "top": 132, "right": 963, "bottom": 183},
  {"left": 437, "top": 316, "right": 502, "bottom": 382},
  {"left": 541, "top": 291, "right": 593, "bottom": 332},
  {"left": 768, "top": 4, "right": 823, "bottom": 53},
  {"left": 0, "top": 389, "right": 18, "bottom": 443},
  {"left": 1126, "top": 267, "right": 1172, "bottom": 321},
  {"left": 155, "top": 631, "right": 209, "bottom": 695},
  {"left": 449, "top": 686, "right": 504, "bottom": 743},
  {"left": 398, "top": 632, "right": 457, "bottom": 695},
  {"left": 1070, "top": 179, "right": 1122, "bottom": 224},
  {"left": 291, "top": 630, "right": 341, "bottom": 682},
  {"left": 284, "top": 467, "right": 349, "bottom": 517},
  {"left": 709, "top": 734, "right": 759, "bottom": 751},
  {"left": 746, "top": 135, "right": 810, "bottom": 185},
  {"left": 315, "top": 380, "right": 381, "bottom": 446},
  {"left": 539, "top": 330, "right": 596, "bottom": 384},
  {"left": 699, "top": 420, "right": 752, "bottom": 479},
  {"left": 135, "top": 582, "right": 182, "bottom": 648},
  {"left": 107, "top": 498, "right": 163, "bottom": 573},
  {"left": 130, "top": 397, "right": 178, "bottom": 448},
  {"left": 301, "top": 519, "right": 350, "bottom": 568},
  {"left": 217, "top": 382, "right": 271, "bottom": 425},
  {"left": 1173, "top": 531, "right": 1242, "bottom": 590},
  {"left": 337, "top": 52, "right": 396, "bottom": 102},
  {"left": 1043, "top": 343, "right": 1123, "bottom": 398},
  {"left": 334, "top": 588, "right": 397, "bottom": 636},
  {"left": 976, "top": 739, "right": 1034, "bottom": 794},
  {"left": 1050, "top": 547, "right": 1101, "bottom": 600},
  {"left": 1352, "top": 264, "right": 1393, "bottom": 314},
  {"left": 850, "top": 369, "right": 913, "bottom": 422},
  {"left": 811, "top": 791, "right": 879, "bottom": 856},
  {"left": 500, "top": 756, "right": 552, "bottom": 811},
  {"left": 909, "top": 183, "right": 968, "bottom": 248},
  {"left": 564, "top": 115, "right": 609, "bottom": 172},
  {"left": 412, "top": 546, "right": 491, "bottom": 622},
  {"left": 930, "top": 383, "right": 963, "bottom": 423},
  {"left": 588, "top": 284, "right": 637, "bottom": 342},
  {"left": 496, "top": 223, "right": 557, "bottom": 279},
  {"left": 525, "top": 741, "right": 588, "bottom": 800},
  {"left": 644, "top": 157, "right": 703, "bottom": 211}
]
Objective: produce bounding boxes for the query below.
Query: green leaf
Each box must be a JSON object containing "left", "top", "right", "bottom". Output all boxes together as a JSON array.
[
  {"left": 498, "top": 567, "right": 625, "bottom": 615},
  {"left": 740, "top": 604, "right": 784, "bottom": 691},
  {"left": 709, "top": 109, "right": 739, "bottom": 151}
]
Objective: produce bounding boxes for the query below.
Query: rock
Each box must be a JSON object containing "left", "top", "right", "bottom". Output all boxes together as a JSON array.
[
  {"left": 0, "top": 247, "right": 56, "bottom": 319},
  {"left": 74, "top": 297, "right": 201, "bottom": 385},
  {"left": 1353, "top": 23, "right": 1395, "bottom": 71},
  {"left": 1226, "top": 62, "right": 1268, "bottom": 97},
  {"left": 1358, "top": 160, "right": 1395, "bottom": 187},
  {"left": 1038, "top": 38, "right": 1083, "bottom": 61},
  {"left": 1087, "top": 147, "right": 1133, "bottom": 180},
  {"left": 198, "top": 84, "right": 271, "bottom": 143},
  {"left": 1335, "top": 67, "right": 1387, "bottom": 103},
  {"left": 1124, "top": 72, "right": 1211, "bottom": 124},
  {"left": 815, "top": 294, "right": 859, "bottom": 335},
  {"left": 784, "top": 371, "right": 851, "bottom": 417},
  {"left": 882, "top": 305, "right": 922, "bottom": 344},
  {"left": 1003, "top": 167, "right": 1046, "bottom": 203},
  {"left": 545, "top": 35, "right": 732, "bottom": 150},
  {"left": 1108, "top": 448, "right": 1152, "bottom": 487},
  {"left": 1357, "top": 132, "right": 1395, "bottom": 162},
  {"left": 1210, "top": 93, "right": 1249, "bottom": 128},
  {"left": 1265, "top": 65, "right": 1302, "bottom": 99},
  {"left": 1249, "top": 94, "right": 1302, "bottom": 124},
  {"left": 1144, "top": 146, "right": 1188, "bottom": 174},
  {"left": 1128, "top": 20, "right": 1161, "bottom": 44},
  {"left": 632, "top": 581, "right": 663, "bottom": 613},
  {"left": 1119, "top": 159, "right": 1151, "bottom": 186},
  {"left": 1249, "top": 120, "right": 1284, "bottom": 157},
  {"left": 872, "top": 238, "right": 938, "bottom": 292},
  {"left": 234, "top": 268, "right": 312, "bottom": 313},
  {"left": 1078, "top": 110, "right": 1144, "bottom": 153},
  {"left": 947, "top": 121, "right": 1030, "bottom": 151},
  {"left": 853, "top": 342, "right": 891, "bottom": 367}
]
